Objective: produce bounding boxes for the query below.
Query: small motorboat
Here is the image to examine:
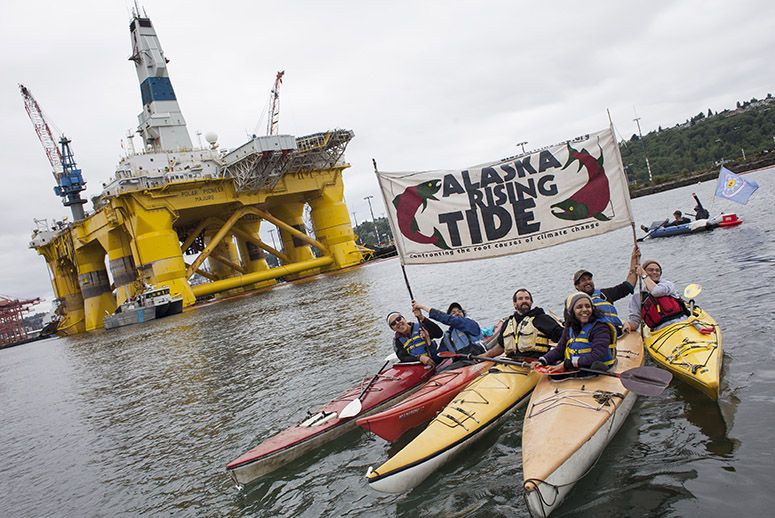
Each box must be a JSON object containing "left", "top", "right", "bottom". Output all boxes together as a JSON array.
[{"left": 103, "top": 285, "right": 183, "bottom": 330}]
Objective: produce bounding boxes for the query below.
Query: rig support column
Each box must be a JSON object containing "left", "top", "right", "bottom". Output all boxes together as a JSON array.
[
  {"left": 46, "top": 254, "right": 85, "bottom": 335},
  {"left": 75, "top": 241, "right": 116, "bottom": 331},
  {"left": 128, "top": 204, "right": 196, "bottom": 306},
  {"left": 102, "top": 229, "right": 137, "bottom": 306},
  {"left": 309, "top": 179, "right": 363, "bottom": 269},
  {"left": 236, "top": 221, "right": 276, "bottom": 289}
]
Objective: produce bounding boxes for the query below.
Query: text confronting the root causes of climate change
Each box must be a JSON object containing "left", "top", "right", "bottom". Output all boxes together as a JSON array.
[{"left": 377, "top": 128, "right": 633, "bottom": 265}]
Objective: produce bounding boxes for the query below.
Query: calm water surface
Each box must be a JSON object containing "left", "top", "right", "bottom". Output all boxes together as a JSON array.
[{"left": 2, "top": 168, "right": 774, "bottom": 517}]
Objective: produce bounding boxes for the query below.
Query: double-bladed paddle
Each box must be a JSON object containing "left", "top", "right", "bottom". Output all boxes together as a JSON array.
[
  {"left": 339, "top": 354, "right": 396, "bottom": 418},
  {"left": 636, "top": 218, "right": 670, "bottom": 242},
  {"left": 438, "top": 352, "right": 673, "bottom": 396}
]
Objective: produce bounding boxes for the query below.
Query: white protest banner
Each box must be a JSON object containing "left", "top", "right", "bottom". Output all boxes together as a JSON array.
[{"left": 377, "top": 127, "right": 633, "bottom": 265}]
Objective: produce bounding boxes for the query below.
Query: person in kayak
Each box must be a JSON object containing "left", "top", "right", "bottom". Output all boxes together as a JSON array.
[
  {"left": 387, "top": 308, "right": 443, "bottom": 367},
  {"left": 532, "top": 291, "right": 617, "bottom": 376},
  {"left": 482, "top": 288, "right": 563, "bottom": 359},
  {"left": 664, "top": 210, "right": 691, "bottom": 227},
  {"left": 411, "top": 301, "right": 486, "bottom": 356},
  {"left": 692, "top": 192, "right": 710, "bottom": 220},
  {"left": 622, "top": 259, "right": 689, "bottom": 333},
  {"left": 572, "top": 245, "right": 640, "bottom": 335}
]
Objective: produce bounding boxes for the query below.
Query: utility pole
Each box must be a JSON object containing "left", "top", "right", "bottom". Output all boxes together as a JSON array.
[
  {"left": 633, "top": 116, "right": 653, "bottom": 183},
  {"left": 364, "top": 195, "right": 382, "bottom": 245},
  {"left": 516, "top": 141, "right": 527, "bottom": 154},
  {"left": 351, "top": 211, "right": 360, "bottom": 244}
]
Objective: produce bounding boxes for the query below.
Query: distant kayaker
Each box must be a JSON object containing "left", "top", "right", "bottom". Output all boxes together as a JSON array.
[
  {"left": 482, "top": 288, "right": 563, "bottom": 359},
  {"left": 664, "top": 210, "right": 691, "bottom": 227},
  {"left": 387, "top": 309, "right": 443, "bottom": 367},
  {"left": 532, "top": 291, "right": 617, "bottom": 376},
  {"left": 622, "top": 259, "right": 689, "bottom": 333},
  {"left": 692, "top": 192, "right": 710, "bottom": 220},
  {"left": 411, "top": 301, "right": 486, "bottom": 356},
  {"left": 572, "top": 245, "right": 641, "bottom": 335}
]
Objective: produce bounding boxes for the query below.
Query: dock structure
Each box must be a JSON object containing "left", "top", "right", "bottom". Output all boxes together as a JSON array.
[{"left": 28, "top": 9, "right": 365, "bottom": 335}]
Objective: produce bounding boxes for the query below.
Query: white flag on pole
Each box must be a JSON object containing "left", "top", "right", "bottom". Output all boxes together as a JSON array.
[{"left": 377, "top": 127, "right": 633, "bottom": 265}]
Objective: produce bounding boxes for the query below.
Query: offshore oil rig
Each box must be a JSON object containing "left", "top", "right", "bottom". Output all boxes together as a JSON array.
[{"left": 25, "top": 7, "right": 366, "bottom": 335}]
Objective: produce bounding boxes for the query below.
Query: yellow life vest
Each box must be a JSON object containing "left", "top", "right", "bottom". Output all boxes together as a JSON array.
[{"left": 502, "top": 314, "right": 556, "bottom": 354}]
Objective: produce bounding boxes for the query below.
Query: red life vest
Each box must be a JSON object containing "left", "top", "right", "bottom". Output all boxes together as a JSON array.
[{"left": 641, "top": 293, "right": 686, "bottom": 328}]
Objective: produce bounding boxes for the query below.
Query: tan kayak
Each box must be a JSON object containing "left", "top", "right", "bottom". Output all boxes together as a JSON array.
[
  {"left": 522, "top": 332, "right": 644, "bottom": 517},
  {"left": 645, "top": 307, "right": 722, "bottom": 400}
]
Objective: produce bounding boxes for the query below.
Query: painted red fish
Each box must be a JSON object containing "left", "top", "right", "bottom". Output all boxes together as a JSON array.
[
  {"left": 392, "top": 180, "right": 449, "bottom": 249},
  {"left": 551, "top": 143, "right": 611, "bottom": 221}
]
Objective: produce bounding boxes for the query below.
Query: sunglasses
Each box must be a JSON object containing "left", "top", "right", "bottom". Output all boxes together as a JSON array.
[{"left": 388, "top": 315, "right": 405, "bottom": 328}]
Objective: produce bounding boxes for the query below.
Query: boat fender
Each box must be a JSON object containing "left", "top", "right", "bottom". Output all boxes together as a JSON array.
[{"left": 365, "top": 466, "right": 374, "bottom": 477}]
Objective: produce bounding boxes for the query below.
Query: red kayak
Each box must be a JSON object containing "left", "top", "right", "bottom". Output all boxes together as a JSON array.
[
  {"left": 226, "top": 362, "right": 433, "bottom": 487},
  {"left": 356, "top": 360, "right": 492, "bottom": 442}
]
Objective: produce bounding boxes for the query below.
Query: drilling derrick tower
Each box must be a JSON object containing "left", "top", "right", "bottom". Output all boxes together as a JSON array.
[{"left": 20, "top": 85, "right": 87, "bottom": 221}]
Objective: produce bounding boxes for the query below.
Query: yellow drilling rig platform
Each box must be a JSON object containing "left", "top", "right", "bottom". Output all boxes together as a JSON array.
[{"left": 25, "top": 9, "right": 368, "bottom": 335}]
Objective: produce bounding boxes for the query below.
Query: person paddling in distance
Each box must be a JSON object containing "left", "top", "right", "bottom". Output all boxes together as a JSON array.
[
  {"left": 532, "top": 292, "right": 617, "bottom": 376},
  {"left": 665, "top": 210, "right": 691, "bottom": 227},
  {"left": 622, "top": 259, "right": 689, "bottom": 333},
  {"left": 573, "top": 245, "right": 641, "bottom": 335},
  {"left": 387, "top": 307, "right": 443, "bottom": 368},
  {"left": 482, "top": 288, "right": 563, "bottom": 359},
  {"left": 411, "top": 301, "right": 486, "bottom": 356}
]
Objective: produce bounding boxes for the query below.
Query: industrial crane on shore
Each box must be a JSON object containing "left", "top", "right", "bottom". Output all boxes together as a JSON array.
[
  {"left": 19, "top": 84, "right": 87, "bottom": 221},
  {"left": 266, "top": 70, "right": 285, "bottom": 136}
]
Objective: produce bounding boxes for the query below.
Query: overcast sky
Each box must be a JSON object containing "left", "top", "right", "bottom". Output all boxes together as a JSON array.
[{"left": 2, "top": 0, "right": 773, "bottom": 306}]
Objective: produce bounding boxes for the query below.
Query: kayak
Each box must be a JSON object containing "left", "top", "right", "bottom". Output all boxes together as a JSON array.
[
  {"left": 356, "top": 360, "right": 492, "bottom": 442},
  {"left": 226, "top": 361, "right": 434, "bottom": 487},
  {"left": 522, "top": 332, "right": 644, "bottom": 517},
  {"left": 366, "top": 360, "right": 540, "bottom": 493},
  {"left": 640, "top": 213, "right": 742, "bottom": 240},
  {"left": 644, "top": 307, "right": 722, "bottom": 400},
  {"left": 357, "top": 322, "right": 504, "bottom": 442}
]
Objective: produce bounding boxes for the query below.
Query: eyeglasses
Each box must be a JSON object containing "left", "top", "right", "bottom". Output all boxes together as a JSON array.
[
  {"left": 644, "top": 267, "right": 661, "bottom": 273},
  {"left": 388, "top": 315, "right": 405, "bottom": 328}
]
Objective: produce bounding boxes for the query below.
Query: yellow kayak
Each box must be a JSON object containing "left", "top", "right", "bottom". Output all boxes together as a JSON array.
[
  {"left": 366, "top": 361, "right": 540, "bottom": 493},
  {"left": 645, "top": 307, "right": 722, "bottom": 400},
  {"left": 522, "top": 332, "right": 644, "bottom": 517}
]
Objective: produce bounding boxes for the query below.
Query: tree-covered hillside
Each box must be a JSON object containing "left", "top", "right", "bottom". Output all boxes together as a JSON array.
[{"left": 620, "top": 94, "right": 775, "bottom": 185}]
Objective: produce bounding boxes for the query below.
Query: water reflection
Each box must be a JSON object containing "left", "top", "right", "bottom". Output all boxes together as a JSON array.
[{"left": 673, "top": 382, "right": 738, "bottom": 457}]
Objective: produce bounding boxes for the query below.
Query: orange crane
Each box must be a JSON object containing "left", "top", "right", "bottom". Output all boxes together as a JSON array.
[
  {"left": 0, "top": 296, "right": 41, "bottom": 347},
  {"left": 266, "top": 70, "right": 285, "bottom": 136}
]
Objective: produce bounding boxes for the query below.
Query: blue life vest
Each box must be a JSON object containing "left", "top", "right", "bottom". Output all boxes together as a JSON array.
[
  {"left": 564, "top": 321, "right": 616, "bottom": 367},
  {"left": 396, "top": 322, "right": 434, "bottom": 359},
  {"left": 592, "top": 289, "right": 622, "bottom": 328},
  {"left": 440, "top": 327, "right": 483, "bottom": 354}
]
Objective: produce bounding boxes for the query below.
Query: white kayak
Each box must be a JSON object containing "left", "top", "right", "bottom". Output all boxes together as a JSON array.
[{"left": 521, "top": 332, "right": 644, "bottom": 516}]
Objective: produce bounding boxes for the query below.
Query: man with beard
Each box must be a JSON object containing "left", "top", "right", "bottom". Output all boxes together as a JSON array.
[{"left": 483, "top": 288, "right": 563, "bottom": 359}]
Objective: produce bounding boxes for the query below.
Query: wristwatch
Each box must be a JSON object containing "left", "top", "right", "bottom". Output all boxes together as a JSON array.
[{"left": 640, "top": 274, "right": 648, "bottom": 280}]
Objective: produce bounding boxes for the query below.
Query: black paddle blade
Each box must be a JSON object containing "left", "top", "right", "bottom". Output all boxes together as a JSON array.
[{"left": 619, "top": 366, "right": 673, "bottom": 396}]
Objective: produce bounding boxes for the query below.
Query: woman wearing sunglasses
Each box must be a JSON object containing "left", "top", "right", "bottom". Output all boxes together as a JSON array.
[{"left": 386, "top": 307, "right": 443, "bottom": 368}]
